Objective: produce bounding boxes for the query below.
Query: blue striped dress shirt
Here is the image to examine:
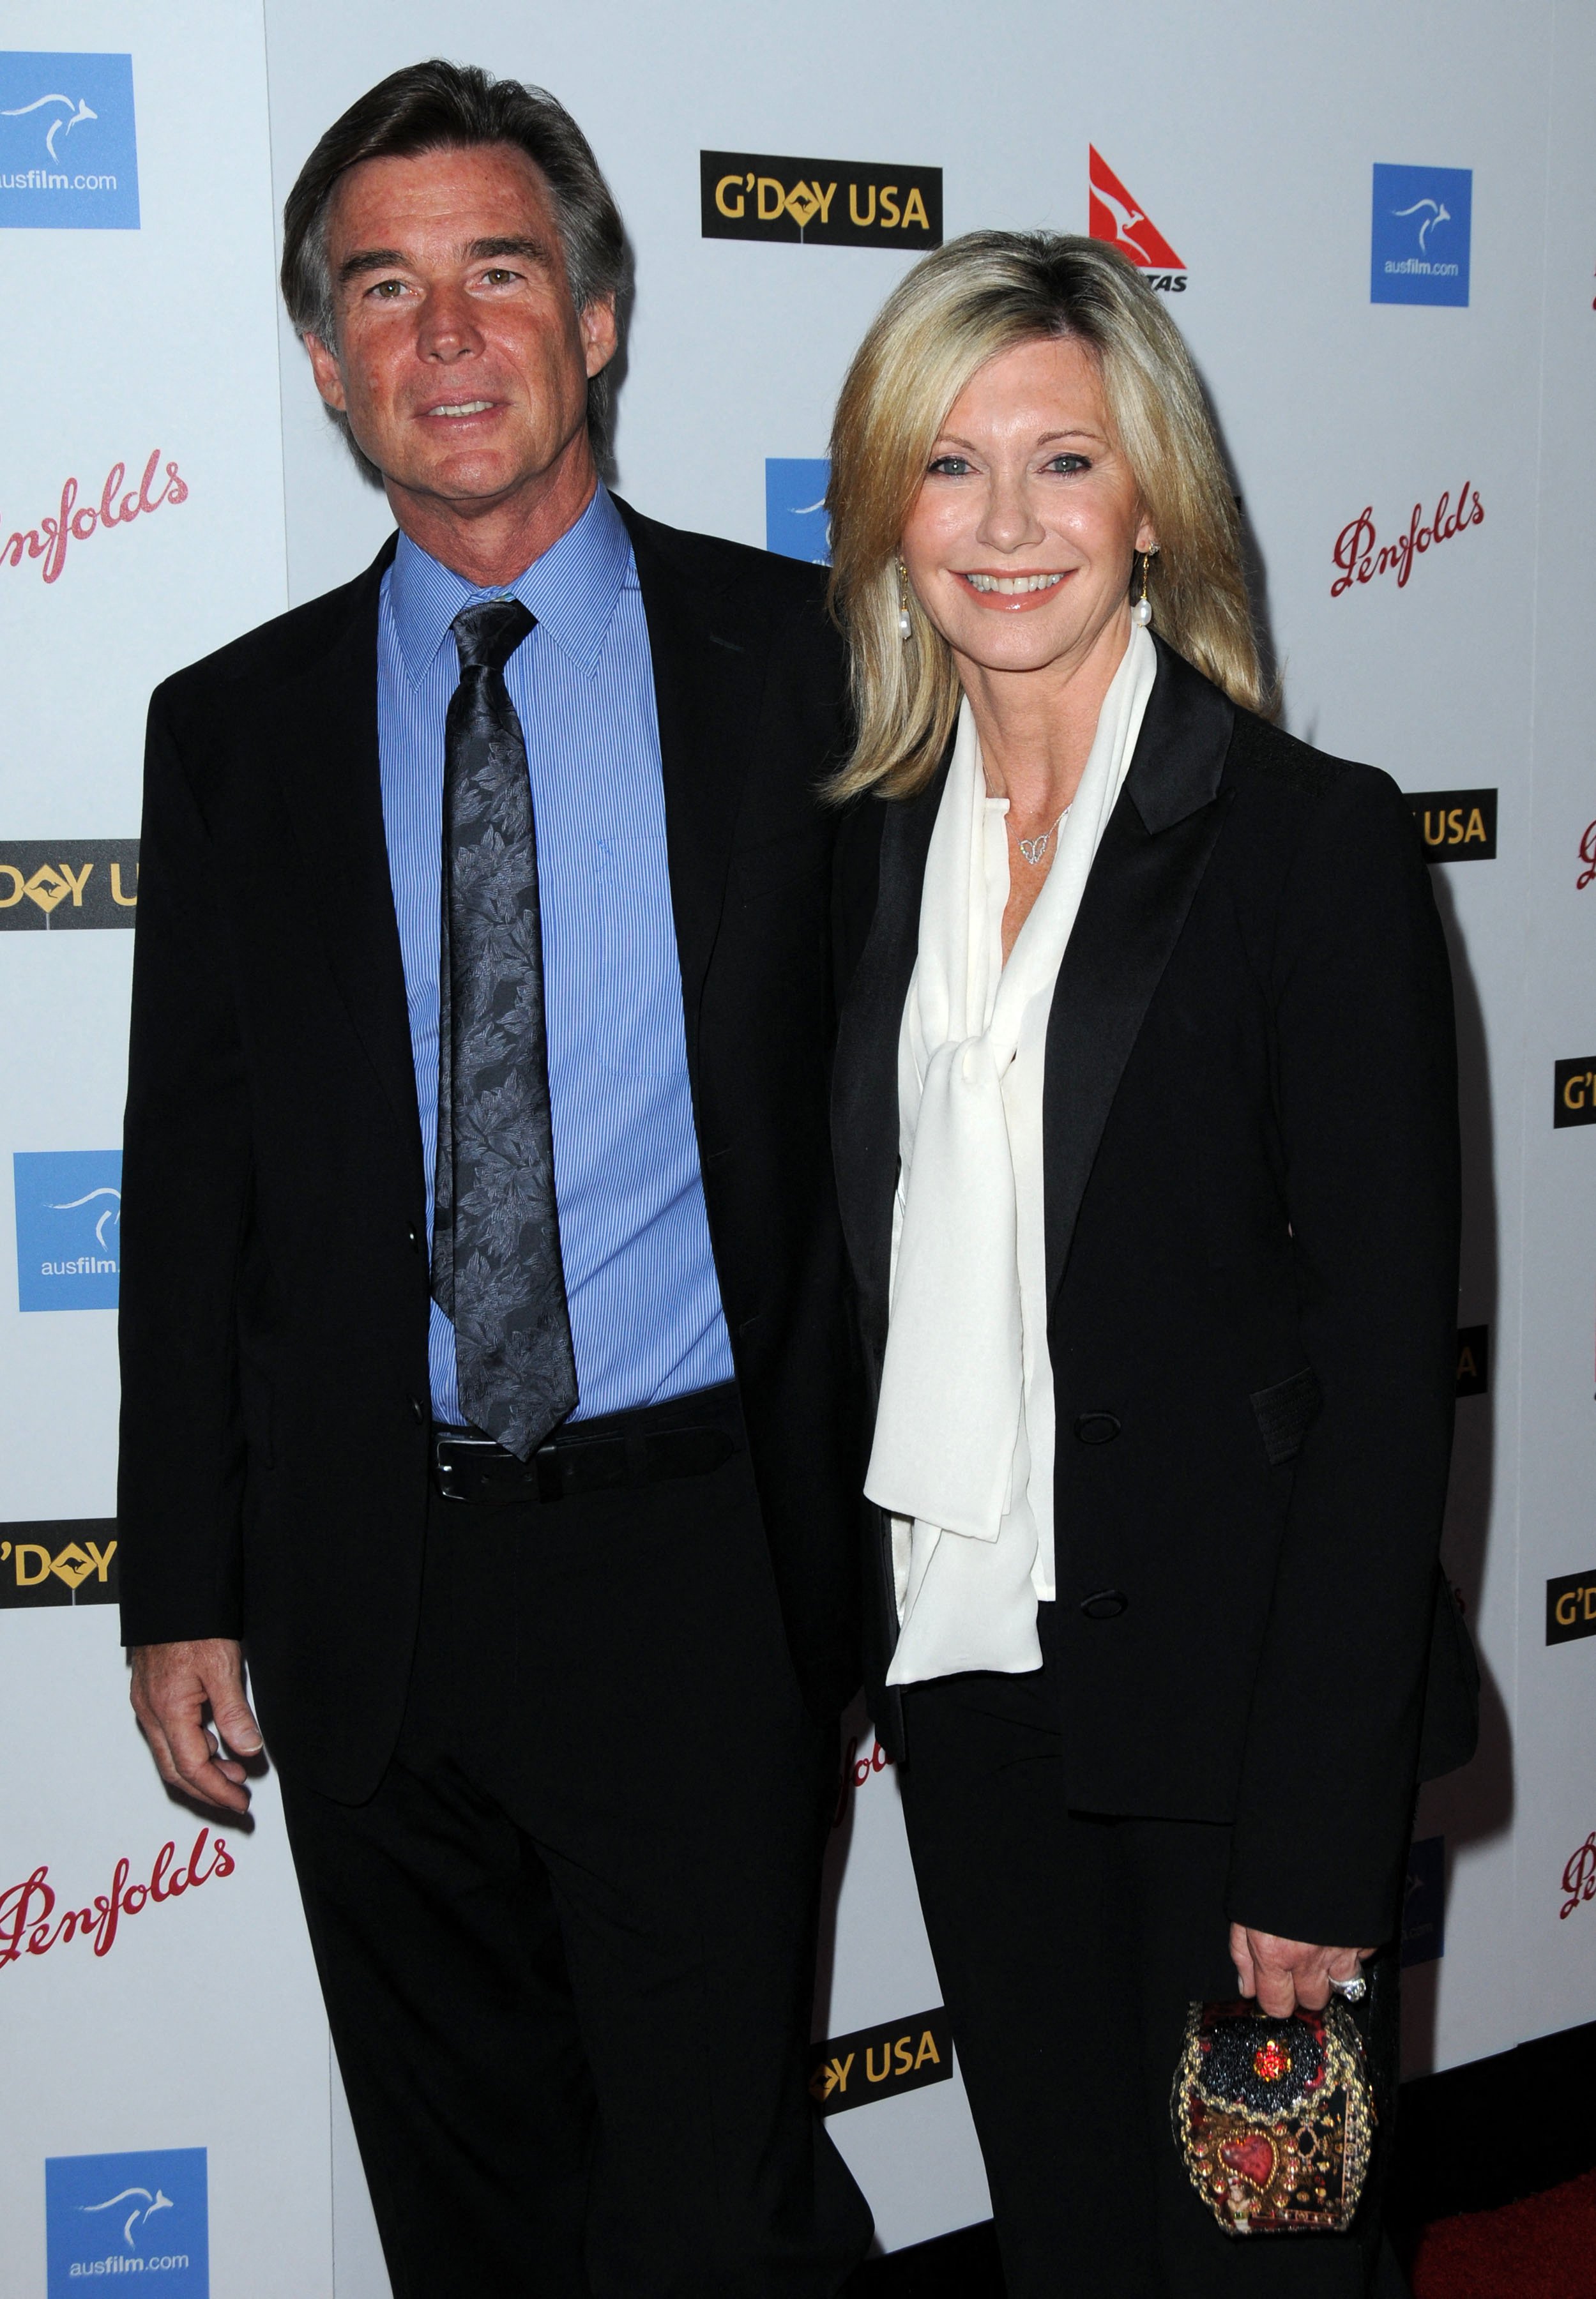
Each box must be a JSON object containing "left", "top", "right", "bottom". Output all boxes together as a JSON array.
[{"left": 376, "top": 485, "right": 734, "bottom": 1427}]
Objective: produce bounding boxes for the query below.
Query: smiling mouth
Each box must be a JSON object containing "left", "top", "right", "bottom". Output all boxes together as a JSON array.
[
  {"left": 961, "top": 570, "right": 1069, "bottom": 595},
  {"left": 426, "top": 400, "right": 496, "bottom": 420}
]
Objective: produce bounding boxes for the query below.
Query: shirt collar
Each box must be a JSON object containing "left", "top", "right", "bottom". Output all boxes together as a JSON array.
[{"left": 387, "top": 483, "right": 631, "bottom": 686}]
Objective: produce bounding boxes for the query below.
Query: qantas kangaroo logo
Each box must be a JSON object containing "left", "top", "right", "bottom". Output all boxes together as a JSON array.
[{"left": 1088, "top": 148, "right": 1185, "bottom": 284}]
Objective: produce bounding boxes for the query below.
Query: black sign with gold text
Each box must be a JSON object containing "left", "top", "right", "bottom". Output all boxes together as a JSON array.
[
  {"left": 809, "top": 2007, "right": 952, "bottom": 2114},
  {"left": 1554, "top": 1058, "right": 1596, "bottom": 1128},
  {"left": 1455, "top": 1325, "right": 1488, "bottom": 1397},
  {"left": 1404, "top": 789, "right": 1497, "bottom": 862},
  {"left": 0, "top": 841, "right": 138, "bottom": 928},
  {"left": 701, "top": 151, "right": 941, "bottom": 248},
  {"left": 0, "top": 1521, "right": 119, "bottom": 1607},
  {"left": 1547, "top": 1570, "right": 1596, "bottom": 1646}
]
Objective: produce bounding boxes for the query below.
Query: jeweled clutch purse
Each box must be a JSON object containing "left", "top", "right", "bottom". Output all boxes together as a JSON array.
[{"left": 1171, "top": 1998, "right": 1374, "bottom": 2235}]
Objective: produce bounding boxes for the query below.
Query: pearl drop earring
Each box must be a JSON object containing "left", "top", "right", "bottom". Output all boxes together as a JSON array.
[
  {"left": 1131, "top": 549, "right": 1155, "bottom": 628},
  {"left": 897, "top": 559, "right": 913, "bottom": 642}
]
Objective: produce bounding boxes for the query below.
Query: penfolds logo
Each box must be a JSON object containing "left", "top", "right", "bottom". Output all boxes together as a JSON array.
[
  {"left": 3, "top": 448, "right": 187, "bottom": 586},
  {"left": 832, "top": 1729, "right": 893, "bottom": 1828},
  {"left": 1577, "top": 821, "right": 1596, "bottom": 890},
  {"left": 1559, "top": 1832, "right": 1596, "bottom": 1920},
  {"left": 0, "top": 1827, "right": 234, "bottom": 1969},
  {"left": 1331, "top": 482, "right": 1483, "bottom": 598}
]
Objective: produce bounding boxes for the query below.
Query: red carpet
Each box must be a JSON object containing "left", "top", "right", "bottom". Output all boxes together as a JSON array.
[{"left": 1409, "top": 2168, "right": 1596, "bottom": 2296}]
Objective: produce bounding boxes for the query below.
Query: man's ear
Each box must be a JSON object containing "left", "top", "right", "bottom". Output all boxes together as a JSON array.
[
  {"left": 304, "top": 331, "right": 348, "bottom": 413},
  {"left": 581, "top": 296, "right": 618, "bottom": 381}
]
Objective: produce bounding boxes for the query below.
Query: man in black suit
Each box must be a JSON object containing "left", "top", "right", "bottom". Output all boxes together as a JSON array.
[{"left": 118, "top": 61, "right": 870, "bottom": 2296}]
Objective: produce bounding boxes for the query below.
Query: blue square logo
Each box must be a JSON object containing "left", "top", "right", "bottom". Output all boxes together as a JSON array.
[
  {"left": 765, "top": 459, "right": 832, "bottom": 564},
  {"left": 0, "top": 52, "right": 139, "bottom": 229},
  {"left": 46, "top": 2149, "right": 208, "bottom": 2296},
  {"left": 1371, "top": 163, "right": 1470, "bottom": 306},
  {"left": 1401, "top": 1833, "right": 1446, "bottom": 1967},
  {"left": 14, "top": 1151, "right": 122, "bottom": 1310}
]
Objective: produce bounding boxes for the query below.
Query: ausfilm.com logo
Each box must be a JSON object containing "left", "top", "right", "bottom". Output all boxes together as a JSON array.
[
  {"left": 13, "top": 1150, "right": 122, "bottom": 1310},
  {"left": 1088, "top": 148, "right": 1185, "bottom": 292},
  {"left": 46, "top": 2148, "right": 208, "bottom": 2295},
  {"left": 1371, "top": 163, "right": 1471, "bottom": 308},
  {"left": 0, "top": 51, "right": 139, "bottom": 229},
  {"left": 766, "top": 460, "right": 831, "bottom": 565}
]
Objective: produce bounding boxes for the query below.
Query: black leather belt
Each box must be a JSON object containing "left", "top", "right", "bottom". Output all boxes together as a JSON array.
[{"left": 431, "top": 1381, "right": 743, "bottom": 1507}]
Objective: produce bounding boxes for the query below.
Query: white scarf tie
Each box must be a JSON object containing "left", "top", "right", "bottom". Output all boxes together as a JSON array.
[{"left": 865, "top": 625, "right": 1157, "bottom": 1685}]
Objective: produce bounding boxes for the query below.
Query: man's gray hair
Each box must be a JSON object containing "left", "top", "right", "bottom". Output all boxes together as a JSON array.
[{"left": 280, "top": 59, "right": 629, "bottom": 469}]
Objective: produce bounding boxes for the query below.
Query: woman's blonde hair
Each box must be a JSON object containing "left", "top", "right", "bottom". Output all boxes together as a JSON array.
[{"left": 826, "top": 231, "right": 1272, "bottom": 801}]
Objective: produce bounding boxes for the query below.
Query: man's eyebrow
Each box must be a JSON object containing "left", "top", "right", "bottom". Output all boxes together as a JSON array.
[
  {"left": 335, "top": 236, "right": 555, "bottom": 290},
  {"left": 338, "top": 247, "right": 408, "bottom": 285},
  {"left": 464, "top": 234, "right": 554, "bottom": 266}
]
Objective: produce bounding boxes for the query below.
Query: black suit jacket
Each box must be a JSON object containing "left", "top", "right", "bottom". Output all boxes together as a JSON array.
[
  {"left": 118, "top": 499, "right": 862, "bottom": 1798},
  {"left": 832, "top": 639, "right": 1471, "bottom": 1946}
]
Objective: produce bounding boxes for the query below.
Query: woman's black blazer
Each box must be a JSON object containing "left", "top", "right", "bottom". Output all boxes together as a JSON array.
[{"left": 831, "top": 637, "right": 1472, "bottom": 1947}]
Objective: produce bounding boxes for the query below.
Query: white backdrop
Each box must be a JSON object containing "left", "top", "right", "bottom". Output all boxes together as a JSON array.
[{"left": 4, "top": 3, "right": 1595, "bottom": 2291}]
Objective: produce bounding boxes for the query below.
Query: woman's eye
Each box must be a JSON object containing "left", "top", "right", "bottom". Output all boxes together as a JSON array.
[
  {"left": 1044, "top": 453, "right": 1091, "bottom": 474},
  {"left": 927, "top": 455, "right": 971, "bottom": 476}
]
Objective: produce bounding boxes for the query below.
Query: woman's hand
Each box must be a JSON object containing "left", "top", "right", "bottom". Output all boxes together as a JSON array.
[{"left": 1229, "top": 1924, "right": 1373, "bottom": 2017}]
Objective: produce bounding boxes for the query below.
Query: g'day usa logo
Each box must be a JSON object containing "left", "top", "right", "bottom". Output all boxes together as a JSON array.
[
  {"left": 13, "top": 1151, "right": 121, "bottom": 1310},
  {"left": 1553, "top": 1059, "right": 1596, "bottom": 1130},
  {"left": 0, "top": 1519, "right": 118, "bottom": 1609},
  {"left": 0, "top": 842, "right": 139, "bottom": 927},
  {"left": 1088, "top": 148, "right": 1185, "bottom": 291},
  {"left": 0, "top": 52, "right": 139, "bottom": 229},
  {"left": 1404, "top": 790, "right": 1497, "bottom": 863},
  {"left": 810, "top": 2007, "right": 950, "bottom": 2114},
  {"left": 46, "top": 2149, "right": 207, "bottom": 2295},
  {"left": 701, "top": 151, "right": 940, "bottom": 249},
  {"left": 1371, "top": 163, "right": 1471, "bottom": 307}
]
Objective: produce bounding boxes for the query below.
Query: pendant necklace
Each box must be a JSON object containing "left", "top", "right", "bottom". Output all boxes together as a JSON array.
[{"left": 1017, "top": 803, "right": 1072, "bottom": 868}]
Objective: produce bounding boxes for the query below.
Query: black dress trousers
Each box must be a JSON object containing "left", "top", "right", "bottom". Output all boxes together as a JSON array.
[
  {"left": 897, "top": 1626, "right": 1408, "bottom": 2299},
  {"left": 278, "top": 1408, "right": 870, "bottom": 2298}
]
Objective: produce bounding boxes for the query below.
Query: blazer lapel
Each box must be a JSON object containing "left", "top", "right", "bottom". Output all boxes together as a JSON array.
[
  {"left": 616, "top": 497, "right": 762, "bottom": 1066},
  {"left": 274, "top": 536, "right": 423, "bottom": 1181},
  {"left": 1043, "top": 639, "right": 1236, "bottom": 1301},
  {"left": 832, "top": 760, "right": 948, "bottom": 1363}
]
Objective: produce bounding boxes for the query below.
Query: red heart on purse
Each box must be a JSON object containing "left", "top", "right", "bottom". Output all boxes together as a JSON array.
[{"left": 1220, "top": 2134, "right": 1277, "bottom": 2190}]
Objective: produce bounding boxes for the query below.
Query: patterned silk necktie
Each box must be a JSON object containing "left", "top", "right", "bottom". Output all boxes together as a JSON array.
[{"left": 430, "top": 597, "right": 578, "bottom": 1459}]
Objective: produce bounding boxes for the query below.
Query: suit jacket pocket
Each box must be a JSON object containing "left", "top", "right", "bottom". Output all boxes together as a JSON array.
[{"left": 1249, "top": 1366, "right": 1322, "bottom": 1466}]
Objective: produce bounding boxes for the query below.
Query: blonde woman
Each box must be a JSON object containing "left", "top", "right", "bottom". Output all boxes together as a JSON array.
[{"left": 828, "top": 234, "right": 1474, "bottom": 2295}]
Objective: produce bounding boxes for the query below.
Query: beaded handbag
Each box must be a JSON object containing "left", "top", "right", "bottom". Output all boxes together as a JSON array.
[{"left": 1171, "top": 1998, "right": 1374, "bottom": 2235}]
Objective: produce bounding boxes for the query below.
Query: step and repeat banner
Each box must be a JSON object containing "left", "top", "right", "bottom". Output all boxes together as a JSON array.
[{"left": 3, "top": 2, "right": 1594, "bottom": 2291}]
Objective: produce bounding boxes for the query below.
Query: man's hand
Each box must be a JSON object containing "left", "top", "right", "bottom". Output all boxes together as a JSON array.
[
  {"left": 130, "top": 1639, "right": 264, "bottom": 1814},
  {"left": 1229, "top": 1924, "right": 1373, "bottom": 2017}
]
